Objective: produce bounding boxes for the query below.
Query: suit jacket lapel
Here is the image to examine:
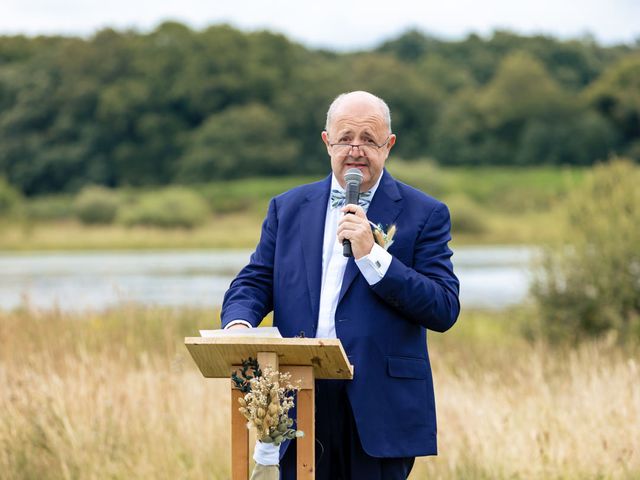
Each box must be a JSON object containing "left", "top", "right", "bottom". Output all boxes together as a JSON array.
[
  {"left": 338, "top": 170, "right": 403, "bottom": 304},
  {"left": 300, "top": 175, "right": 331, "bottom": 323}
]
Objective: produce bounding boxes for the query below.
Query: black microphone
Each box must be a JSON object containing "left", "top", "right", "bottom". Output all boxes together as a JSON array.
[{"left": 342, "top": 168, "right": 363, "bottom": 257}]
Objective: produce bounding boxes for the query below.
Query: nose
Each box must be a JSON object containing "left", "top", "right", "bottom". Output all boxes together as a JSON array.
[{"left": 348, "top": 144, "right": 366, "bottom": 156}]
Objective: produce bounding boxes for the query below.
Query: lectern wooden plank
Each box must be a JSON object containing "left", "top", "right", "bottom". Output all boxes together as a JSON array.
[
  {"left": 185, "top": 337, "right": 353, "bottom": 379},
  {"left": 185, "top": 335, "right": 353, "bottom": 480}
]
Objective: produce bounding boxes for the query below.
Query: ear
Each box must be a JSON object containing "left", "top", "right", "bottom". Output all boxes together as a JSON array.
[
  {"left": 387, "top": 134, "right": 397, "bottom": 150},
  {"left": 321, "top": 131, "right": 331, "bottom": 153}
]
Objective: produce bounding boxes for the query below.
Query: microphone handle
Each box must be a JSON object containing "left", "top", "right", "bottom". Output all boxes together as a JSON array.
[
  {"left": 342, "top": 182, "right": 361, "bottom": 257},
  {"left": 343, "top": 238, "right": 353, "bottom": 257}
]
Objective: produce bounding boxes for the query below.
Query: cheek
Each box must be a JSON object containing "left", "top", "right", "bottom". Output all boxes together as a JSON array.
[
  {"left": 331, "top": 156, "right": 346, "bottom": 175},
  {"left": 369, "top": 158, "right": 384, "bottom": 172}
]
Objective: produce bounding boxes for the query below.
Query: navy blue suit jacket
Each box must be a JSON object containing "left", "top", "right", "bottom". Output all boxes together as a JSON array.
[{"left": 221, "top": 169, "right": 460, "bottom": 458}]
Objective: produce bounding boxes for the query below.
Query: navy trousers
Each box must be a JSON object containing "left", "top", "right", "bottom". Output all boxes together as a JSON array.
[{"left": 280, "top": 380, "right": 415, "bottom": 480}]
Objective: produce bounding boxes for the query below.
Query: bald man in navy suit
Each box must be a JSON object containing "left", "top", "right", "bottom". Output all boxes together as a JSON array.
[{"left": 222, "top": 91, "right": 460, "bottom": 480}]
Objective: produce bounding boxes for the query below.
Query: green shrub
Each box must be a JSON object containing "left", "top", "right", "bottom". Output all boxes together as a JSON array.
[
  {"left": 23, "top": 195, "right": 74, "bottom": 221},
  {"left": 446, "top": 194, "right": 487, "bottom": 235},
  {"left": 74, "top": 186, "right": 120, "bottom": 225},
  {"left": 118, "top": 188, "right": 209, "bottom": 229},
  {"left": 197, "top": 176, "right": 317, "bottom": 214},
  {"left": 0, "top": 177, "right": 22, "bottom": 217},
  {"left": 387, "top": 159, "right": 446, "bottom": 198},
  {"left": 531, "top": 158, "right": 640, "bottom": 343}
]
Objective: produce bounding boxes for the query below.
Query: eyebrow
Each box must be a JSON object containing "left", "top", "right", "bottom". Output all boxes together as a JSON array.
[
  {"left": 336, "top": 129, "right": 375, "bottom": 138},
  {"left": 335, "top": 129, "right": 353, "bottom": 136}
]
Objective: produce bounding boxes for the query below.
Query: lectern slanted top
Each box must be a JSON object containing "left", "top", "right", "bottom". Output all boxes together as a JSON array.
[{"left": 185, "top": 336, "right": 353, "bottom": 379}]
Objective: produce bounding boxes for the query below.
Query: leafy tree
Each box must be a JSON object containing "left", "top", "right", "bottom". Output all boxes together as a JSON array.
[
  {"left": 0, "top": 25, "right": 638, "bottom": 194},
  {"left": 587, "top": 55, "right": 640, "bottom": 158},
  {"left": 532, "top": 158, "right": 640, "bottom": 343},
  {"left": 477, "top": 51, "right": 571, "bottom": 134},
  {"left": 376, "top": 29, "right": 440, "bottom": 62},
  {"left": 341, "top": 53, "right": 444, "bottom": 159},
  {"left": 178, "top": 103, "right": 300, "bottom": 181},
  {"left": 516, "top": 112, "right": 618, "bottom": 165},
  {"left": 378, "top": 29, "right": 631, "bottom": 89},
  {"left": 272, "top": 52, "right": 348, "bottom": 174},
  {"left": 416, "top": 54, "right": 477, "bottom": 94},
  {"left": 431, "top": 52, "right": 617, "bottom": 166}
]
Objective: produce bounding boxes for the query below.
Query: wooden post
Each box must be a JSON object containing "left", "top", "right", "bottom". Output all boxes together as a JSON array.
[
  {"left": 295, "top": 366, "right": 315, "bottom": 480},
  {"left": 231, "top": 388, "right": 249, "bottom": 480},
  {"left": 257, "top": 351, "right": 279, "bottom": 373}
]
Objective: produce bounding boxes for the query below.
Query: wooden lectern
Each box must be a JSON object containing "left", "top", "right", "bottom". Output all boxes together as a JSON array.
[{"left": 185, "top": 336, "right": 353, "bottom": 480}]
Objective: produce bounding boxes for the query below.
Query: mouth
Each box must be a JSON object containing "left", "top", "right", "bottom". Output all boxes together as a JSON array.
[{"left": 345, "top": 161, "right": 368, "bottom": 170}]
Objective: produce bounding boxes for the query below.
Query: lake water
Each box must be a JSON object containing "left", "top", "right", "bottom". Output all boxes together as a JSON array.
[{"left": 0, "top": 246, "right": 536, "bottom": 312}]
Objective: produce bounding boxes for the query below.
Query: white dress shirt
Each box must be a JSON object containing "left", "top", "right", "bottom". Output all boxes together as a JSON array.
[
  {"left": 225, "top": 173, "right": 393, "bottom": 336},
  {"left": 315, "top": 174, "right": 391, "bottom": 338}
]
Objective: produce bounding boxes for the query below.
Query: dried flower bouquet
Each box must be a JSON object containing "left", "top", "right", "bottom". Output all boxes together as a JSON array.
[{"left": 232, "top": 358, "right": 304, "bottom": 445}]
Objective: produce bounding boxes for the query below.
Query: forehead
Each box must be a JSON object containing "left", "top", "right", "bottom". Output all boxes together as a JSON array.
[{"left": 329, "top": 98, "right": 388, "bottom": 136}]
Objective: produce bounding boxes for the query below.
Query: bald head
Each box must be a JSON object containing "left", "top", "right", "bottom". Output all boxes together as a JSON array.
[
  {"left": 322, "top": 90, "right": 396, "bottom": 191},
  {"left": 325, "top": 91, "right": 392, "bottom": 133}
]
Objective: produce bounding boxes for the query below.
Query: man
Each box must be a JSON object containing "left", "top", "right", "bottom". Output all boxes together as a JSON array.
[{"left": 222, "top": 91, "right": 460, "bottom": 479}]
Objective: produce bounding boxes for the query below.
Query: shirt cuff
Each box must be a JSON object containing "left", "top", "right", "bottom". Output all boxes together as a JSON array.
[
  {"left": 253, "top": 440, "right": 280, "bottom": 465},
  {"left": 355, "top": 243, "right": 392, "bottom": 285},
  {"left": 224, "top": 319, "right": 252, "bottom": 329}
]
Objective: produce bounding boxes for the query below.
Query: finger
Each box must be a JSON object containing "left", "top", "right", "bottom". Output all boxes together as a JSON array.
[
  {"left": 337, "top": 228, "right": 351, "bottom": 242},
  {"left": 338, "top": 225, "right": 371, "bottom": 244},
  {"left": 341, "top": 204, "right": 366, "bottom": 218},
  {"left": 337, "top": 226, "right": 360, "bottom": 239},
  {"left": 339, "top": 215, "right": 362, "bottom": 227},
  {"left": 338, "top": 220, "right": 366, "bottom": 234},
  {"left": 338, "top": 219, "right": 366, "bottom": 233},
  {"left": 339, "top": 210, "right": 367, "bottom": 225}
]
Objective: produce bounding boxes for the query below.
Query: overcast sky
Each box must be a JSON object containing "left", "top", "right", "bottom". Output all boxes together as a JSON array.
[{"left": 2, "top": 0, "right": 639, "bottom": 50}]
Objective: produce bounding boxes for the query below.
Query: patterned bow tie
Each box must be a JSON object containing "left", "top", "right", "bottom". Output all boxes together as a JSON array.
[{"left": 330, "top": 189, "right": 373, "bottom": 210}]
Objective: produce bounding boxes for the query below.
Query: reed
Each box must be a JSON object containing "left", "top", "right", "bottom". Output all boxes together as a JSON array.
[{"left": 0, "top": 306, "right": 638, "bottom": 479}]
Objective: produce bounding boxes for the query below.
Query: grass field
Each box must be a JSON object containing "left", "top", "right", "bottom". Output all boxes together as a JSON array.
[
  {"left": 1, "top": 305, "right": 638, "bottom": 479},
  {"left": 0, "top": 163, "right": 586, "bottom": 251}
]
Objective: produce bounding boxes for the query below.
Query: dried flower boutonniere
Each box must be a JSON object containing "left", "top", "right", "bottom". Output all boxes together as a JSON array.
[
  {"left": 369, "top": 222, "right": 397, "bottom": 250},
  {"left": 232, "top": 358, "right": 304, "bottom": 445}
]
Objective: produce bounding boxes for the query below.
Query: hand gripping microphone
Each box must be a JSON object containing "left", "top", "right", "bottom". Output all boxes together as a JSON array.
[{"left": 342, "top": 168, "right": 363, "bottom": 257}]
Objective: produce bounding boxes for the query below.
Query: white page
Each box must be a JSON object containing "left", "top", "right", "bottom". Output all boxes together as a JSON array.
[{"left": 199, "top": 327, "right": 282, "bottom": 338}]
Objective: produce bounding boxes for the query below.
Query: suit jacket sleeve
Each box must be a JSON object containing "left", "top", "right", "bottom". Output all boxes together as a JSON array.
[
  {"left": 220, "top": 198, "right": 277, "bottom": 328},
  {"left": 370, "top": 202, "right": 460, "bottom": 332}
]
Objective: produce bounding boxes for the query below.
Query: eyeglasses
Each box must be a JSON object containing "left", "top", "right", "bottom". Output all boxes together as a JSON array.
[{"left": 329, "top": 136, "right": 391, "bottom": 156}]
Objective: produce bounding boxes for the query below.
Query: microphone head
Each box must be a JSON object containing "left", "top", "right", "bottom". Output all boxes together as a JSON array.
[{"left": 344, "top": 168, "right": 363, "bottom": 186}]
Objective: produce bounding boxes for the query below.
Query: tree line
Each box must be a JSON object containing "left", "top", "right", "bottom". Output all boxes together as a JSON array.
[{"left": 0, "top": 23, "right": 638, "bottom": 195}]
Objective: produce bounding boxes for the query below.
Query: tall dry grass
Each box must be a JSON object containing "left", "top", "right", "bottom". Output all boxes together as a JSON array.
[
  {"left": 1, "top": 306, "right": 638, "bottom": 479},
  {"left": 426, "top": 336, "right": 640, "bottom": 479}
]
